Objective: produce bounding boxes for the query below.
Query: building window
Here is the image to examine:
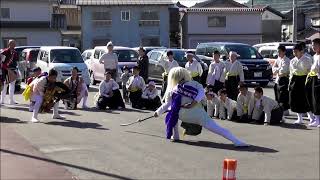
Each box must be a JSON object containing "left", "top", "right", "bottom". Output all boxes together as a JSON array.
[
  {"left": 121, "top": 11, "right": 130, "bottom": 21},
  {"left": 1, "top": 8, "right": 10, "bottom": 19},
  {"left": 139, "top": 11, "right": 160, "bottom": 26},
  {"left": 92, "top": 38, "right": 110, "bottom": 47},
  {"left": 141, "top": 37, "right": 160, "bottom": 46},
  {"left": 208, "top": 16, "right": 226, "bottom": 27},
  {"left": 2, "top": 38, "right": 27, "bottom": 47},
  {"left": 92, "top": 12, "right": 112, "bottom": 27}
]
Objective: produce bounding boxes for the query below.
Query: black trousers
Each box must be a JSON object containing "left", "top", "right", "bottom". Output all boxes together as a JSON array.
[
  {"left": 289, "top": 75, "right": 310, "bottom": 113},
  {"left": 255, "top": 107, "right": 284, "bottom": 125},
  {"left": 97, "top": 89, "right": 125, "bottom": 109},
  {"left": 274, "top": 77, "right": 290, "bottom": 111},
  {"left": 225, "top": 76, "right": 240, "bottom": 101},
  {"left": 141, "top": 96, "right": 162, "bottom": 110},
  {"left": 161, "top": 74, "right": 168, "bottom": 97},
  {"left": 192, "top": 76, "right": 201, "bottom": 83},
  {"left": 129, "top": 90, "right": 143, "bottom": 108},
  {"left": 306, "top": 76, "right": 320, "bottom": 115},
  {"left": 207, "top": 80, "right": 224, "bottom": 94}
]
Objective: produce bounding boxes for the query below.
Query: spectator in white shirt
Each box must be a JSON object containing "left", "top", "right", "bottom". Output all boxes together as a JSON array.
[
  {"left": 159, "top": 51, "right": 179, "bottom": 96},
  {"left": 126, "top": 66, "right": 146, "bottom": 109},
  {"left": 236, "top": 84, "right": 254, "bottom": 123},
  {"left": 185, "top": 53, "right": 203, "bottom": 83},
  {"left": 218, "top": 89, "right": 237, "bottom": 121},
  {"left": 96, "top": 71, "right": 125, "bottom": 110},
  {"left": 99, "top": 41, "right": 118, "bottom": 80},
  {"left": 141, "top": 81, "right": 161, "bottom": 110},
  {"left": 206, "top": 50, "right": 225, "bottom": 93}
]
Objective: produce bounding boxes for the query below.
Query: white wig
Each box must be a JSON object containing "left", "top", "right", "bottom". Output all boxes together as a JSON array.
[{"left": 163, "top": 67, "right": 192, "bottom": 101}]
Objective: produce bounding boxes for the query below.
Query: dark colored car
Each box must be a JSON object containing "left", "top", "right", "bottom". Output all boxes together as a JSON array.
[
  {"left": 196, "top": 42, "right": 272, "bottom": 87},
  {"left": 147, "top": 49, "right": 208, "bottom": 84}
]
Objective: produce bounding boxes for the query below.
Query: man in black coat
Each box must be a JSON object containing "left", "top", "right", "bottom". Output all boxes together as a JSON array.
[{"left": 137, "top": 46, "right": 149, "bottom": 83}]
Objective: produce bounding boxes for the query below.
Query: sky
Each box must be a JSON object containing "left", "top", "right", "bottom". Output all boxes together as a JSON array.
[{"left": 176, "top": 0, "right": 249, "bottom": 7}]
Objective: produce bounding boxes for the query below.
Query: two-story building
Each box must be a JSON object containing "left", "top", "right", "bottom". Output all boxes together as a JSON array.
[
  {"left": 181, "top": 7, "right": 264, "bottom": 48},
  {"left": 0, "top": 0, "right": 61, "bottom": 48},
  {"left": 77, "top": 0, "right": 173, "bottom": 50}
]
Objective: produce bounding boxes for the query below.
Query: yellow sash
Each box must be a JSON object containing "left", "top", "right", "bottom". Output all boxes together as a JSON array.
[
  {"left": 191, "top": 72, "right": 199, "bottom": 78},
  {"left": 22, "top": 85, "right": 32, "bottom": 101}
]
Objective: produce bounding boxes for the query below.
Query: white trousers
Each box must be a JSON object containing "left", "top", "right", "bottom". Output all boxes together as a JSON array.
[
  {"left": 1, "top": 80, "right": 15, "bottom": 103},
  {"left": 172, "top": 119, "right": 244, "bottom": 145},
  {"left": 77, "top": 83, "right": 88, "bottom": 106},
  {"left": 32, "top": 95, "right": 59, "bottom": 119}
]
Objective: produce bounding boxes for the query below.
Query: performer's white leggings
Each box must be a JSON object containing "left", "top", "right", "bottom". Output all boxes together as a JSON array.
[
  {"left": 32, "top": 95, "right": 59, "bottom": 119},
  {"left": 77, "top": 83, "right": 88, "bottom": 106},
  {"left": 172, "top": 119, "right": 244, "bottom": 145},
  {"left": 1, "top": 80, "right": 15, "bottom": 103}
]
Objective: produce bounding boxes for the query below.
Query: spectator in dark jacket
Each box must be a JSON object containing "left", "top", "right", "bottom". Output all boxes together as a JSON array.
[{"left": 137, "top": 46, "right": 149, "bottom": 83}]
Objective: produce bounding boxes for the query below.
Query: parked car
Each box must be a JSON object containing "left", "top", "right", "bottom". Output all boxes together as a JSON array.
[
  {"left": 81, "top": 49, "right": 94, "bottom": 71},
  {"left": 90, "top": 46, "right": 138, "bottom": 85},
  {"left": 147, "top": 49, "right": 208, "bottom": 85},
  {"left": 258, "top": 45, "right": 295, "bottom": 66},
  {"left": 196, "top": 42, "right": 273, "bottom": 87},
  {"left": 36, "top": 46, "right": 90, "bottom": 86},
  {"left": 18, "top": 48, "right": 40, "bottom": 81}
]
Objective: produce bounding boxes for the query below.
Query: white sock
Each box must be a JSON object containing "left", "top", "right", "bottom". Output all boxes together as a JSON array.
[
  {"left": 297, "top": 113, "right": 303, "bottom": 122},
  {"left": 53, "top": 102, "right": 60, "bottom": 117},
  {"left": 315, "top": 115, "right": 320, "bottom": 124},
  {"left": 9, "top": 81, "right": 16, "bottom": 103},
  {"left": 307, "top": 112, "right": 315, "bottom": 123},
  {"left": 1, "top": 83, "right": 8, "bottom": 103}
]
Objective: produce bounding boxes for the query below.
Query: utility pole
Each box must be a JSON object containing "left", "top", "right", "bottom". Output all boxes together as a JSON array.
[
  {"left": 292, "top": 0, "right": 297, "bottom": 42},
  {"left": 251, "top": 0, "right": 254, "bottom": 8}
]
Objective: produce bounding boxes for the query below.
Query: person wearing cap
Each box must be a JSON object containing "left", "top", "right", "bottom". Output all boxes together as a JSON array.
[
  {"left": 120, "top": 66, "right": 131, "bottom": 103},
  {"left": 1, "top": 39, "right": 19, "bottom": 105},
  {"left": 223, "top": 51, "right": 244, "bottom": 101},
  {"left": 159, "top": 50, "right": 179, "bottom": 96},
  {"left": 217, "top": 89, "right": 238, "bottom": 121},
  {"left": 141, "top": 81, "right": 161, "bottom": 110},
  {"left": 272, "top": 45, "right": 290, "bottom": 116},
  {"left": 63, "top": 67, "right": 89, "bottom": 109},
  {"left": 126, "top": 66, "right": 146, "bottom": 109},
  {"left": 96, "top": 71, "right": 125, "bottom": 110},
  {"left": 206, "top": 50, "right": 225, "bottom": 93},
  {"left": 185, "top": 52, "right": 203, "bottom": 83},
  {"left": 249, "top": 86, "right": 283, "bottom": 125},
  {"left": 27, "top": 67, "right": 42, "bottom": 85},
  {"left": 137, "top": 46, "right": 149, "bottom": 83},
  {"left": 289, "top": 43, "right": 314, "bottom": 125},
  {"left": 236, "top": 84, "right": 254, "bottom": 123},
  {"left": 305, "top": 38, "right": 320, "bottom": 127},
  {"left": 99, "top": 41, "right": 118, "bottom": 80}
]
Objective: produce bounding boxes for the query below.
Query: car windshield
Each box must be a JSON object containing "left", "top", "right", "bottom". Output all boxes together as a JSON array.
[
  {"left": 224, "top": 45, "right": 263, "bottom": 59},
  {"left": 172, "top": 50, "right": 188, "bottom": 62},
  {"left": 114, "top": 50, "right": 138, "bottom": 62},
  {"left": 50, "top": 49, "right": 83, "bottom": 63}
]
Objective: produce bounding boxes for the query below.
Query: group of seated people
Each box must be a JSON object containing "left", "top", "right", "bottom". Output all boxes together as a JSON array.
[
  {"left": 204, "top": 84, "right": 283, "bottom": 126},
  {"left": 96, "top": 66, "right": 162, "bottom": 111}
]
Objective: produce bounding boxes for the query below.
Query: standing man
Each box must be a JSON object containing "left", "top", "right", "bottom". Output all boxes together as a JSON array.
[
  {"left": 99, "top": 41, "right": 118, "bottom": 80},
  {"left": 273, "top": 45, "right": 290, "bottom": 116},
  {"left": 224, "top": 51, "right": 244, "bottom": 101},
  {"left": 289, "top": 43, "right": 314, "bottom": 124},
  {"left": 185, "top": 52, "right": 203, "bottom": 83},
  {"left": 306, "top": 38, "right": 320, "bottom": 127},
  {"left": 137, "top": 46, "right": 149, "bottom": 83},
  {"left": 1, "top": 40, "right": 19, "bottom": 104},
  {"left": 159, "top": 50, "right": 179, "bottom": 96},
  {"left": 206, "top": 50, "right": 225, "bottom": 93}
]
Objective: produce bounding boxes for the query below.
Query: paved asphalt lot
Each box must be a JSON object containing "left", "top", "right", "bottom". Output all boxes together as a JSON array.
[{"left": 1, "top": 84, "right": 319, "bottom": 180}]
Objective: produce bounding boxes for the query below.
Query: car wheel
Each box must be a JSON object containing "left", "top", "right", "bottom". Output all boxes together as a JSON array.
[
  {"left": 259, "top": 82, "right": 269, "bottom": 87},
  {"left": 90, "top": 72, "right": 97, "bottom": 85}
]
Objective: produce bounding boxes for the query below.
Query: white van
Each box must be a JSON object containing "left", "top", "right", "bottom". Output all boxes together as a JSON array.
[{"left": 36, "top": 46, "right": 90, "bottom": 86}]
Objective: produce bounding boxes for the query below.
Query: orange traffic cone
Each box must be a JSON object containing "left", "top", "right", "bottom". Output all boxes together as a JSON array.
[{"left": 222, "top": 159, "right": 237, "bottom": 180}]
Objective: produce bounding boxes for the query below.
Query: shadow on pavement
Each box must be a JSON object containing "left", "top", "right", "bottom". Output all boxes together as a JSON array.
[
  {"left": 124, "top": 131, "right": 165, "bottom": 139},
  {"left": 279, "top": 123, "right": 311, "bottom": 130},
  {"left": 0, "top": 149, "right": 134, "bottom": 180},
  {"left": 121, "top": 108, "right": 150, "bottom": 113},
  {"left": 2, "top": 105, "right": 30, "bottom": 112},
  {"left": 44, "top": 120, "right": 109, "bottom": 130},
  {"left": 0, "top": 116, "right": 27, "bottom": 124},
  {"left": 176, "top": 140, "right": 279, "bottom": 153}
]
